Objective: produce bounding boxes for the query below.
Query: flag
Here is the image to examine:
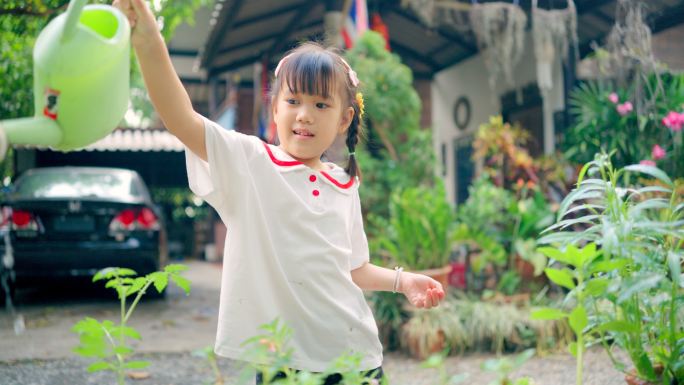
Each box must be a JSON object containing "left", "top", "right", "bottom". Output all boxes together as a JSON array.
[
  {"left": 341, "top": 0, "right": 369, "bottom": 49},
  {"left": 370, "top": 12, "right": 390, "bottom": 51}
]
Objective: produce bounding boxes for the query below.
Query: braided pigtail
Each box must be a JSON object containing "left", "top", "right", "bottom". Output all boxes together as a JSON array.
[{"left": 345, "top": 92, "right": 364, "bottom": 180}]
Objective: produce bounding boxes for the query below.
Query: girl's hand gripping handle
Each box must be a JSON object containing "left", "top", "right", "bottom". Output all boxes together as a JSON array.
[{"left": 112, "top": 0, "right": 207, "bottom": 161}]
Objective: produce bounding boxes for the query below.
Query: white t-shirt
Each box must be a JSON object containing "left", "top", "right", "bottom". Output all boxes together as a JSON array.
[{"left": 184, "top": 117, "right": 383, "bottom": 372}]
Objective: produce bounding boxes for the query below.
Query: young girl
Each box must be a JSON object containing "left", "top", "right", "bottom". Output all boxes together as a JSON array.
[{"left": 113, "top": 0, "right": 446, "bottom": 383}]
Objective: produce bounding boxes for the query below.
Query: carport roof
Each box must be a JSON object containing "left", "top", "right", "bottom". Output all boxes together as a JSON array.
[{"left": 170, "top": 0, "right": 684, "bottom": 80}]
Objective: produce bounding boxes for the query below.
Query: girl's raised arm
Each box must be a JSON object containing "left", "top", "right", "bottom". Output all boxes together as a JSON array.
[{"left": 113, "top": 0, "right": 207, "bottom": 161}]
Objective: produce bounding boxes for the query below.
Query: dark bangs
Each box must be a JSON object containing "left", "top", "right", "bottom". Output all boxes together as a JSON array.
[{"left": 276, "top": 50, "right": 340, "bottom": 99}]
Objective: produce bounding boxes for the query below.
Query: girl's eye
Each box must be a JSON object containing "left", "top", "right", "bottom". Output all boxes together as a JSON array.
[{"left": 316, "top": 102, "right": 329, "bottom": 109}]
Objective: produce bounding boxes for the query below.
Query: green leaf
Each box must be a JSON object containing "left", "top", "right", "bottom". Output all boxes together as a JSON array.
[
  {"left": 542, "top": 214, "right": 600, "bottom": 234},
  {"left": 589, "top": 259, "right": 630, "bottom": 274},
  {"left": 624, "top": 164, "right": 673, "bottom": 186},
  {"left": 93, "top": 267, "right": 118, "bottom": 282},
  {"left": 545, "top": 268, "right": 576, "bottom": 290},
  {"left": 114, "top": 346, "right": 134, "bottom": 355},
  {"left": 668, "top": 251, "right": 682, "bottom": 287},
  {"left": 632, "top": 186, "right": 672, "bottom": 196},
  {"left": 578, "top": 243, "right": 599, "bottom": 265},
  {"left": 569, "top": 306, "right": 588, "bottom": 335},
  {"left": 558, "top": 190, "right": 605, "bottom": 220},
  {"left": 618, "top": 273, "right": 665, "bottom": 303},
  {"left": 634, "top": 351, "right": 657, "bottom": 380},
  {"left": 568, "top": 342, "right": 579, "bottom": 358},
  {"left": 530, "top": 307, "right": 568, "bottom": 320},
  {"left": 87, "top": 361, "right": 113, "bottom": 372},
  {"left": 674, "top": 203, "right": 684, "bottom": 214},
  {"left": 537, "top": 247, "right": 577, "bottom": 266},
  {"left": 124, "top": 360, "right": 150, "bottom": 369},
  {"left": 537, "top": 231, "right": 578, "bottom": 245},
  {"left": 594, "top": 321, "right": 639, "bottom": 334},
  {"left": 584, "top": 278, "right": 609, "bottom": 296},
  {"left": 164, "top": 264, "right": 188, "bottom": 273},
  {"left": 112, "top": 326, "right": 141, "bottom": 340},
  {"left": 170, "top": 275, "right": 191, "bottom": 295},
  {"left": 149, "top": 272, "right": 169, "bottom": 293}
]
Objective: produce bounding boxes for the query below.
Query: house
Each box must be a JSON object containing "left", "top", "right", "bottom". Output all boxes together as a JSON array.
[{"left": 14, "top": 0, "right": 684, "bottom": 256}]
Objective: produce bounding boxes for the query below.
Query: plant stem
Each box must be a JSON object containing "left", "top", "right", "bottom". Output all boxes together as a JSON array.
[
  {"left": 576, "top": 332, "right": 583, "bottom": 385},
  {"left": 103, "top": 325, "right": 126, "bottom": 385},
  {"left": 119, "top": 277, "right": 126, "bottom": 385},
  {"left": 592, "top": 302, "right": 623, "bottom": 372},
  {"left": 124, "top": 280, "right": 154, "bottom": 324}
]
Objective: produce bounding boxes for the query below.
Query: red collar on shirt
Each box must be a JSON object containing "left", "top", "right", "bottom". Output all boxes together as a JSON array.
[{"left": 262, "top": 142, "right": 354, "bottom": 189}]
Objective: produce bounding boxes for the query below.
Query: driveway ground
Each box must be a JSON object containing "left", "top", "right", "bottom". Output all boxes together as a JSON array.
[{"left": 0, "top": 259, "right": 626, "bottom": 385}]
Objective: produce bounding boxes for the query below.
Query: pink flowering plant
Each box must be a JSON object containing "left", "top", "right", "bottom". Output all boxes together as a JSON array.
[{"left": 565, "top": 73, "right": 684, "bottom": 178}]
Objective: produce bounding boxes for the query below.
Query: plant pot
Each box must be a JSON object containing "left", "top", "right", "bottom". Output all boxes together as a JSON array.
[
  {"left": 624, "top": 365, "right": 665, "bottom": 385},
  {"left": 415, "top": 265, "right": 453, "bottom": 293},
  {"left": 401, "top": 325, "right": 446, "bottom": 360},
  {"left": 448, "top": 261, "right": 466, "bottom": 289}
]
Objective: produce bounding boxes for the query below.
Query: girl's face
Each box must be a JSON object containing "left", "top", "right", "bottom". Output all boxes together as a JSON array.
[{"left": 273, "top": 85, "right": 353, "bottom": 170}]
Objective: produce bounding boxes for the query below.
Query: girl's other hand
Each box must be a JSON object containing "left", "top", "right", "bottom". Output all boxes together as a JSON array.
[
  {"left": 112, "top": 0, "right": 159, "bottom": 49},
  {"left": 400, "top": 272, "right": 445, "bottom": 309}
]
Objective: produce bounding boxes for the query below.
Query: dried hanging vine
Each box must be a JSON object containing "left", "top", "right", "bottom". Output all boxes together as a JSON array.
[
  {"left": 468, "top": 2, "right": 527, "bottom": 91},
  {"left": 532, "top": 0, "right": 578, "bottom": 95}
]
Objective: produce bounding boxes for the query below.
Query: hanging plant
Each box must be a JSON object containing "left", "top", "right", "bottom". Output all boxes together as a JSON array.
[
  {"left": 401, "top": 0, "right": 472, "bottom": 32},
  {"left": 531, "top": 0, "right": 578, "bottom": 95},
  {"left": 469, "top": 2, "right": 527, "bottom": 91}
]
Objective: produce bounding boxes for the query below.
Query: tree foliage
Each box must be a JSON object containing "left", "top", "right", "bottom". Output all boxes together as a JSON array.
[{"left": 0, "top": 0, "right": 209, "bottom": 121}]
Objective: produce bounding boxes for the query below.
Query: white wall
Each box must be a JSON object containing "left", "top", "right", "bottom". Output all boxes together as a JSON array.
[{"left": 432, "top": 31, "right": 566, "bottom": 204}]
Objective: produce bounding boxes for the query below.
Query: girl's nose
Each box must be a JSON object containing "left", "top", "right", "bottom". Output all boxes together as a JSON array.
[{"left": 296, "top": 106, "right": 313, "bottom": 124}]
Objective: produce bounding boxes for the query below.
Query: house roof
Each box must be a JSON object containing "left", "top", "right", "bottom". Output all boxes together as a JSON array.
[{"left": 170, "top": 0, "right": 684, "bottom": 80}]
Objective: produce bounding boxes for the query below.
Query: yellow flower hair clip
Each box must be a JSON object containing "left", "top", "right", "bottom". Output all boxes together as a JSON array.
[{"left": 355, "top": 92, "right": 365, "bottom": 119}]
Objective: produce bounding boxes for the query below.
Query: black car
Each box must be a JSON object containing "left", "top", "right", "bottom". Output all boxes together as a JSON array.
[{"left": 0, "top": 166, "right": 168, "bottom": 301}]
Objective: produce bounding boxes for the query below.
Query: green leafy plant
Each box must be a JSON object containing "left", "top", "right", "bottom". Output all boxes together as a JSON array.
[
  {"left": 192, "top": 345, "right": 225, "bottom": 385},
  {"left": 481, "top": 348, "right": 536, "bottom": 385},
  {"left": 374, "top": 180, "right": 455, "bottom": 270},
  {"left": 72, "top": 265, "right": 191, "bottom": 385},
  {"left": 531, "top": 243, "right": 599, "bottom": 385},
  {"left": 239, "top": 318, "right": 388, "bottom": 385},
  {"left": 536, "top": 153, "right": 684, "bottom": 384},
  {"left": 421, "top": 352, "right": 469, "bottom": 385}
]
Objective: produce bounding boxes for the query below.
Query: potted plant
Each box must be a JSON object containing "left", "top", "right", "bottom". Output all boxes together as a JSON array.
[
  {"left": 400, "top": 299, "right": 467, "bottom": 360},
  {"left": 375, "top": 180, "right": 456, "bottom": 289}
]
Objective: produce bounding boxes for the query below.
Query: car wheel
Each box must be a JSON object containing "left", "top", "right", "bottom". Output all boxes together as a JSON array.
[{"left": 0, "top": 277, "right": 16, "bottom": 307}]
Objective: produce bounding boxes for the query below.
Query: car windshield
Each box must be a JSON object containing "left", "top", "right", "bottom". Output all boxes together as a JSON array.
[{"left": 13, "top": 169, "right": 143, "bottom": 200}]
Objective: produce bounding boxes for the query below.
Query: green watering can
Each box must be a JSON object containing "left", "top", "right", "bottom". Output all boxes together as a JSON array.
[{"left": 0, "top": 0, "right": 130, "bottom": 159}]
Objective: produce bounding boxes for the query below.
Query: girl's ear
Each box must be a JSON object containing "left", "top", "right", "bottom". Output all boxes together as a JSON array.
[{"left": 339, "top": 106, "right": 354, "bottom": 135}]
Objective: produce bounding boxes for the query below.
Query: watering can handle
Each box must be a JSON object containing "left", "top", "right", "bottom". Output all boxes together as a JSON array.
[{"left": 61, "top": 0, "right": 89, "bottom": 43}]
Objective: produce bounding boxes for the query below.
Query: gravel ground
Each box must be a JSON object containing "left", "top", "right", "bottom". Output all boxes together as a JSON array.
[
  {"left": 0, "top": 348, "right": 628, "bottom": 385},
  {"left": 0, "top": 260, "right": 629, "bottom": 385}
]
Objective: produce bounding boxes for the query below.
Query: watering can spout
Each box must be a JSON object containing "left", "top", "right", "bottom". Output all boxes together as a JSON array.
[
  {"left": 60, "top": 0, "right": 88, "bottom": 43},
  {"left": 0, "top": 118, "right": 62, "bottom": 159}
]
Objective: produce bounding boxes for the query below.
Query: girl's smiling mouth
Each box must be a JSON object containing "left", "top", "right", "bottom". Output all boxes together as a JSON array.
[{"left": 293, "top": 128, "right": 315, "bottom": 137}]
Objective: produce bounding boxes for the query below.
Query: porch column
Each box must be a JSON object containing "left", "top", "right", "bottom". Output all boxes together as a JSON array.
[{"left": 324, "top": 0, "right": 346, "bottom": 48}]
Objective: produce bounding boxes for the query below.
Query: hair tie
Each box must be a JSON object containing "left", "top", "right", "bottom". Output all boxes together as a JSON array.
[
  {"left": 340, "top": 58, "right": 360, "bottom": 87},
  {"left": 355, "top": 92, "right": 365, "bottom": 118},
  {"left": 348, "top": 152, "right": 356, "bottom": 157}
]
